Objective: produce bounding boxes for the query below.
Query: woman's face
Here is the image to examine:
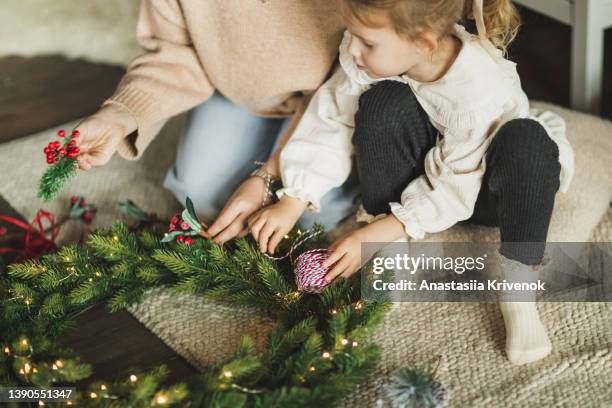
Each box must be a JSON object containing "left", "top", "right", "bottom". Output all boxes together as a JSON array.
[{"left": 343, "top": 10, "right": 428, "bottom": 79}]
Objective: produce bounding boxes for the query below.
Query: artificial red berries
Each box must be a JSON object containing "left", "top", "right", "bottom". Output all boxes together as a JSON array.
[
  {"left": 44, "top": 129, "right": 80, "bottom": 164},
  {"left": 167, "top": 213, "right": 194, "bottom": 245},
  {"left": 69, "top": 195, "right": 96, "bottom": 224}
]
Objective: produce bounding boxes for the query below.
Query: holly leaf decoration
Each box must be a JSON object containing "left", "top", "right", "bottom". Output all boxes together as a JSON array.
[
  {"left": 119, "top": 200, "right": 150, "bottom": 222},
  {"left": 69, "top": 201, "right": 96, "bottom": 219}
]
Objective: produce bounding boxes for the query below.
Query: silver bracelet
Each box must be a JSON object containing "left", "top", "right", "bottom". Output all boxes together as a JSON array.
[{"left": 250, "top": 161, "right": 281, "bottom": 208}]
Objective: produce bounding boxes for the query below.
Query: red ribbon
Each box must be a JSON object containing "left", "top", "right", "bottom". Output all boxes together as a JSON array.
[{"left": 0, "top": 210, "right": 59, "bottom": 261}]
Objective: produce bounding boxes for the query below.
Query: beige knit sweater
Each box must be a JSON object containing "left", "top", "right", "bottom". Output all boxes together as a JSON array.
[{"left": 99, "top": 0, "right": 344, "bottom": 161}]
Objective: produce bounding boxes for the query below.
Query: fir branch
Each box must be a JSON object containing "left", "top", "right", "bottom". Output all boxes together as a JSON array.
[
  {"left": 7, "top": 261, "right": 45, "bottom": 280},
  {"left": 37, "top": 158, "right": 77, "bottom": 202},
  {"left": 152, "top": 250, "right": 196, "bottom": 276},
  {"left": 40, "top": 293, "right": 65, "bottom": 317},
  {"left": 0, "top": 219, "right": 393, "bottom": 407}
]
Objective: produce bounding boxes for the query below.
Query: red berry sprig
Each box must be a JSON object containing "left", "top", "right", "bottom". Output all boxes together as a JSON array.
[
  {"left": 38, "top": 129, "right": 82, "bottom": 202},
  {"left": 43, "top": 129, "right": 80, "bottom": 164},
  {"left": 70, "top": 195, "right": 96, "bottom": 224},
  {"left": 167, "top": 213, "right": 194, "bottom": 245}
]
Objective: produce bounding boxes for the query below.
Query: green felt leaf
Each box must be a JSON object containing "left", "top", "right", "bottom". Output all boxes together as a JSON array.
[
  {"left": 181, "top": 209, "right": 201, "bottom": 232},
  {"left": 161, "top": 230, "right": 183, "bottom": 243},
  {"left": 186, "top": 197, "right": 197, "bottom": 219}
]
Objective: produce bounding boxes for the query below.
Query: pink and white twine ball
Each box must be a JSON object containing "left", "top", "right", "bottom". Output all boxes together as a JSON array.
[{"left": 294, "top": 248, "right": 333, "bottom": 294}]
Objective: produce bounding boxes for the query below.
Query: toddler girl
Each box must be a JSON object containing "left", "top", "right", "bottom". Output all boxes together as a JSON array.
[{"left": 247, "top": 0, "right": 574, "bottom": 365}]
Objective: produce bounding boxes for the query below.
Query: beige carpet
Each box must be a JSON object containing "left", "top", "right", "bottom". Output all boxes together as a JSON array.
[{"left": 0, "top": 102, "right": 610, "bottom": 406}]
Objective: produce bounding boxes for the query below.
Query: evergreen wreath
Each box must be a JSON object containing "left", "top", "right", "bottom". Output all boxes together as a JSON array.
[{"left": 0, "top": 201, "right": 391, "bottom": 407}]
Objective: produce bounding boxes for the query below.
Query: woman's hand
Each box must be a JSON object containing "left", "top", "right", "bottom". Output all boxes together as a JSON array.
[
  {"left": 207, "top": 176, "right": 269, "bottom": 244},
  {"left": 322, "top": 214, "right": 407, "bottom": 282},
  {"left": 247, "top": 195, "right": 308, "bottom": 254},
  {"left": 74, "top": 104, "right": 138, "bottom": 171}
]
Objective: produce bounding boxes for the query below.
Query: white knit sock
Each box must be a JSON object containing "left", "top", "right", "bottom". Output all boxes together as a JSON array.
[
  {"left": 497, "top": 255, "right": 552, "bottom": 365},
  {"left": 499, "top": 301, "right": 552, "bottom": 365}
]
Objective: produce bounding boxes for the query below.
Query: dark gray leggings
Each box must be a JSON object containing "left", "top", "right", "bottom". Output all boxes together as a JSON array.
[{"left": 352, "top": 80, "right": 561, "bottom": 265}]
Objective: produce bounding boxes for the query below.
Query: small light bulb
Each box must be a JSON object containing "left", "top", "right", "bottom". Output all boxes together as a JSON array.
[
  {"left": 352, "top": 341, "right": 359, "bottom": 347},
  {"left": 90, "top": 392, "right": 97, "bottom": 399},
  {"left": 129, "top": 374, "right": 138, "bottom": 382},
  {"left": 52, "top": 364, "right": 58, "bottom": 370},
  {"left": 341, "top": 338, "right": 348, "bottom": 346},
  {"left": 4, "top": 347, "right": 10, "bottom": 354},
  {"left": 100, "top": 384, "right": 107, "bottom": 390},
  {"left": 156, "top": 394, "right": 168, "bottom": 404},
  {"left": 309, "top": 366, "right": 316, "bottom": 372},
  {"left": 55, "top": 360, "right": 63, "bottom": 368},
  {"left": 322, "top": 352, "right": 331, "bottom": 359},
  {"left": 331, "top": 309, "right": 338, "bottom": 315},
  {"left": 38, "top": 401, "right": 45, "bottom": 406},
  {"left": 21, "top": 339, "right": 28, "bottom": 346},
  {"left": 223, "top": 370, "right": 233, "bottom": 379}
]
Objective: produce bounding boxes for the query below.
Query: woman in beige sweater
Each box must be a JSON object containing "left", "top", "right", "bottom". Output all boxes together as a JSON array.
[{"left": 74, "top": 0, "right": 359, "bottom": 242}]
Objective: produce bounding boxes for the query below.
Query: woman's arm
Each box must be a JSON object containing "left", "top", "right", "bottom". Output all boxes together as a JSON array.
[{"left": 98, "top": 0, "right": 215, "bottom": 161}]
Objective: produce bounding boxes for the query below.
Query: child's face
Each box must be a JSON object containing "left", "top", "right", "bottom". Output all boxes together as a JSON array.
[{"left": 344, "top": 11, "right": 429, "bottom": 79}]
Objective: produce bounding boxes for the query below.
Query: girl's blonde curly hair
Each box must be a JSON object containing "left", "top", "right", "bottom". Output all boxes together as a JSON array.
[{"left": 342, "top": 0, "right": 521, "bottom": 56}]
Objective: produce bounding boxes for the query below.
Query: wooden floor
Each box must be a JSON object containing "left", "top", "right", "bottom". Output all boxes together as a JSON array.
[
  {"left": 0, "top": 4, "right": 610, "bottom": 388},
  {"left": 0, "top": 55, "right": 124, "bottom": 144}
]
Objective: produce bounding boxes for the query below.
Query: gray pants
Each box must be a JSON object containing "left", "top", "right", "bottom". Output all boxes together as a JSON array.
[{"left": 163, "top": 92, "right": 361, "bottom": 231}]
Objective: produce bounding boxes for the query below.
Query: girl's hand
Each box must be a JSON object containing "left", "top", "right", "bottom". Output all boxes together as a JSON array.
[
  {"left": 74, "top": 104, "right": 138, "bottom": 171},
  {"left": 322, "top": 228, "right": 370, "bottom": 282},
  {"left": 207, "top": 176, "right": 268, "bottom": 244},
  {"left": 248, "top": 195, "right": 308, "bottom": 254},
  {"left": 322, "top": 214, "right": 407, "bottom": 282}
]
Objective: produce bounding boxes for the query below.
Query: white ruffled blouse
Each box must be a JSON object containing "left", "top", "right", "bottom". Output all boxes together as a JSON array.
[{"left": 276, "top": 24, "right": 575, "bottom": 240}]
